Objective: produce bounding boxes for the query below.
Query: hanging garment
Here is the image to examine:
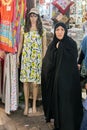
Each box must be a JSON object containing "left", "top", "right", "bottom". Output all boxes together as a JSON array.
[
  {"left": 0, "top": 0, "right": 26, "bottom": 53},
  {"left": 0, "top": 61, "right": 2, "bottom": 98},
  {"left": 0, "top": 0, "right": 15, "bottom": 53},
  {"left": 0, "top": 59, "right": 4, "bottom": 99},
  {"left": 52, "top": 0, "right": 74, "bottom": 15},
  {"left": 1, "top": 0, "right": 14, "bottom": 22},
  {"left": 13, "top": 0, "right": 26, "bottom": 52},
  {"left": 2, "top": 53, "right": 18, "bottom": 114}
]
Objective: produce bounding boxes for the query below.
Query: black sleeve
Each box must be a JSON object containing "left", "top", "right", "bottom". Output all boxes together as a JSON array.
[{"left": 78, "top": 50, "right": 85, "bottom": 64}]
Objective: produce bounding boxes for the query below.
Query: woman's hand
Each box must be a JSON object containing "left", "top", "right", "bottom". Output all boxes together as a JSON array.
[{"left": 78, "top": 64, "right": 81, "bottom": 70}]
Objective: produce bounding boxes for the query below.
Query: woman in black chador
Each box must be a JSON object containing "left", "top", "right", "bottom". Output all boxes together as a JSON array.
[{"left": 41, "top": 22, "right": 83, "bottom": 130}]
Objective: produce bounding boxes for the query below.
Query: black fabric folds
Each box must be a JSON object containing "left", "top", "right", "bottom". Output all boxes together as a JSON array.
[{"left": 41, "top": 22, "right": 83, "bottom": 130}]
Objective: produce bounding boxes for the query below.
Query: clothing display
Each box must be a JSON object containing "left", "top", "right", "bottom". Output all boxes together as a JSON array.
[
  {"left": 0, "top": 0, "right": 15, "bottom": 53},
  {"left": 0, "top": 0, "right": 26, "bottom": 114},
  {"left": 52, "top": 0, "right": 74, "bottom": 14},
  {"left": 0, "top": 0, "right": 26, "bottom": 53},
  {"left": 20, "top": 31, "right": 42, "bottom": 84},
  {"left": 2, "top": 54, "right": 18, "bottom": 114},
  {"left": 0, "top": 60, "right": 4, "bottom": 99},
  {"left": 0, "top": 62, "right": 2, "bottom": 98}
]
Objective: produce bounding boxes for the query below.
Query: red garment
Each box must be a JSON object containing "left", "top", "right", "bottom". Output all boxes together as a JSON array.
[
  {"left": 0, "top": 0, "right": 15, "bottom": 53},
  {"left": 0, "top": 0, "right": 14, "bottom": 23},
  {"left": 0, "top": 43, "right": 15, "bottom": 53}
]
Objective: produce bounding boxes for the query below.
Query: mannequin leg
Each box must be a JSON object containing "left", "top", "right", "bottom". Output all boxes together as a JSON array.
[
  {"left": 23, "top": 82, "right": 29, "bottom": 115},
  {"left": 32, "top": 83, "right": 38, "bottom": 113}
]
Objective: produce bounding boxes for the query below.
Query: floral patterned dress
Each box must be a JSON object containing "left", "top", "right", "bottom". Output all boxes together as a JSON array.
[{"left": 20, "top": 31, "right": 42, "bottom": 84}]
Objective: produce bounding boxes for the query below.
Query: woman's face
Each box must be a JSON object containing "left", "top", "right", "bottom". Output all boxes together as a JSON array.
[
  {"left": 30, "top": 13, "right": 38, "bottom": 23},
  {"left": 55, "top": 26, "right": 65, "bottom": 40}
]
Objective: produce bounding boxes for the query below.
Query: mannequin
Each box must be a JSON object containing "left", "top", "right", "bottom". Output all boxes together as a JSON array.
[
  {"left": 17, "top": 8, "right": 47, "bottom": 115},
  {"left": 23, "top": 83, "right": 38, "bottom": 114}
]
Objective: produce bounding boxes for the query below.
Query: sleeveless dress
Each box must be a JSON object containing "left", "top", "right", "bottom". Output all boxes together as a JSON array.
[{"left": 20, "top": 31, "right": 42, "bottom": 84}]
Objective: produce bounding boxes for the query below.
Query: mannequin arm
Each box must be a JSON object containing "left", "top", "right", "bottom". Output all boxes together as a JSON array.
[{"left": 17, "top": 33, "right": 24, "bottom": 58}]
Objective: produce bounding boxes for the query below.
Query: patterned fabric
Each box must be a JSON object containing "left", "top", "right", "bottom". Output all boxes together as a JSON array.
[
  {"left": 1, "top": 0, "right": 14, "bottom": 23},
  {"left": 56, "top": 13, "right": 69, "bottom": 23},
  {"left": 0, "top": 0, "right": 15, "bottom": 53},
  {"left": 0, "top": 61, "right": 2, "bottom": 98},
  {"left": 52, "top": 0, "right": 74, "bottom": 14},
  {"left": 0, "top": 24, "right": 15, "bottom": 53},
  {"left": 0, "top": 0, "right": 26, "bottom": 53},
  {"left": 2, "top": 54, "right": 18, "bottom": 114},
  {"left": 20, "top": 31, "right": 42, "bottom": 84}
]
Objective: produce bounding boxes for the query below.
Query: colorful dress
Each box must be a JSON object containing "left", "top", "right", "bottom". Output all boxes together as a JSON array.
[{"left": 20, "top": 31, "right": 42, "bottom": 84}]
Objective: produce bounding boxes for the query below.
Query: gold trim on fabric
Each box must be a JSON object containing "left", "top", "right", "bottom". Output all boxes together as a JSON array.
[{"left": 2, "top": 0, "right": 12, "bottom": 6}]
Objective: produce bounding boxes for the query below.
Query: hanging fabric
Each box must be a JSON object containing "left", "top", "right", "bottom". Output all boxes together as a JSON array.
[
  {"left": 0, "top": 61, "right": 2, "bottom": 98},
  {"left": 52, "top": 0, "right": 74, "bottom": 15},
  {"left": 0, "top": 0, "right": 16, "bottom": 53},
  {"left": 0, "top": 0, "right": 27, "bottom": 114},
  {"left": 0, "top": 0, "right": 26, "bottom": 53},
  {"left": 0, "top": 59, "right": 4, "bottom": 99},
  {"left": 2, "top": 53, "right": 18, "bottom": 114}
]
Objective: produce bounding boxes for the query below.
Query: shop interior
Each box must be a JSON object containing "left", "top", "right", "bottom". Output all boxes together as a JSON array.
[{"left": 0, "top": 0, "right": 87, "bottom": 114}]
